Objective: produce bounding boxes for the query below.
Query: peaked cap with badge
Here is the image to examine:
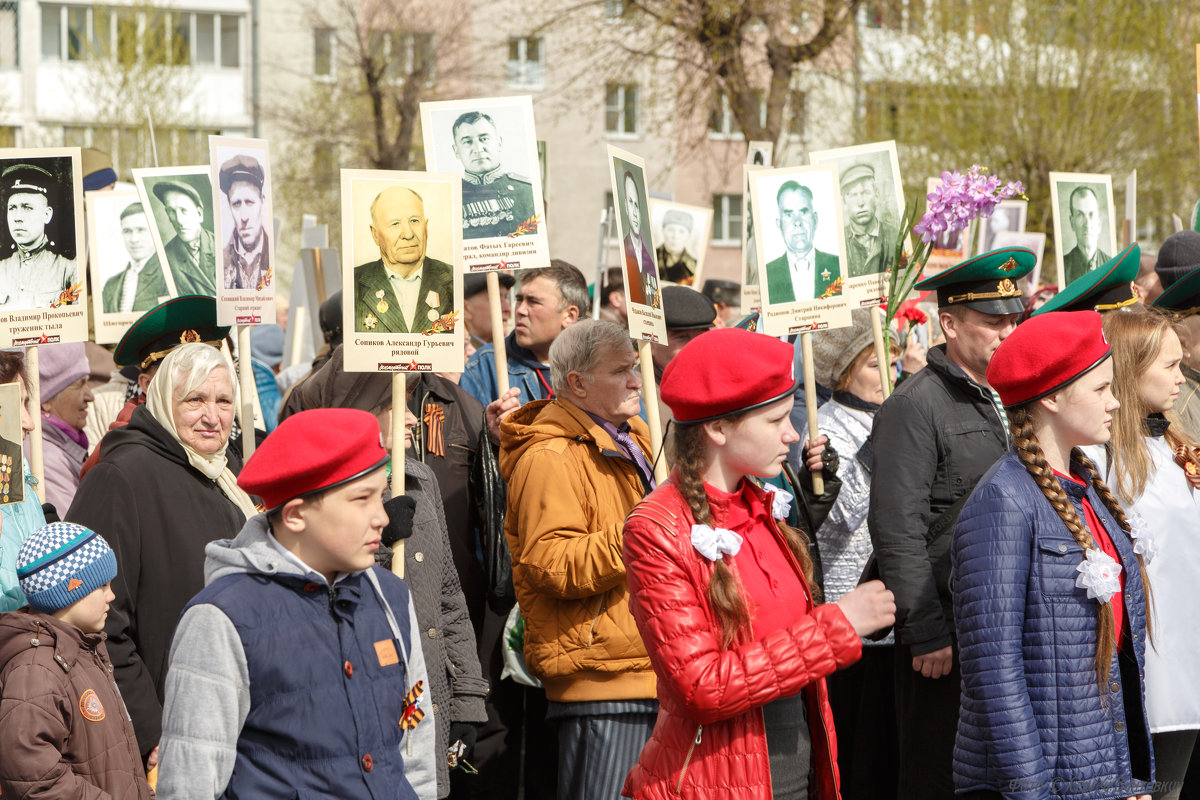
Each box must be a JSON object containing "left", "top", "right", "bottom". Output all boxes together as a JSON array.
[
  {"left": 915, "top": 246, "right": 1035, "bottom": 315},
  {"left": 112, "top": 294, "right": 229, "bottom": 369},
  {"left": 1152, "top": 264, "right": 1200, "bottom": 316},
  {"left": 2, "top": 163, "right": 58, "bottom": 200},
  {"left": 1033, "top": 243, "right": 1140, "bottom": 316}
]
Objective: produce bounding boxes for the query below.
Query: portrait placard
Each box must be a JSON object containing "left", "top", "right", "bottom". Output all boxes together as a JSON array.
[
  {"left": 420, "top": 95, "right": 549, "bottom": 272},
  {"left": 648, "top": 199, "right": 712, "bottom": 288},
  {"left": 607, "top": 145, "right": 667, "bottom": 345},
  {"left": 742, "top": 164, "right": 769, "bottom": 314},
  {"left": 132, "top": 165, "right": 218, "bottom": 299},
  {"left": 210, "top": 136, "right": 276, "bottom": 326},
  {"left": 0, "top": 382, "right": 22, "bottom": 505},
  {"left": 1049, "top": 172, "right": 1117, "bottom": 290},
  {"left": 749, "top": 164, "right": 853, "bottom": 336},
  {"left": 808, "top": 141, "right": 907, "bottom": 307},
  {"left": 0, "top": 147, "right": 87, "bottom": 346},
  {"left": 976, "top": 199, "right": 1028, "bottom": 255},
  {"left": 340, "top": 169, "right": 464, "bottom": 374},
  {"left": 992, "top": 231, "right": 1047, "bottom": 296},
  {"left": 747, "top": 141, "right": 773, "bottom": 168},
  {"left": 87, "top": 189, "right": 167, "bottom": 343}
]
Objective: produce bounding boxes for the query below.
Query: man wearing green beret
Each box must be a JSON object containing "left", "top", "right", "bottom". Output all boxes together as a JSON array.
[{"left": 868, "top": 247, "right": 1033, "bottom": 800}]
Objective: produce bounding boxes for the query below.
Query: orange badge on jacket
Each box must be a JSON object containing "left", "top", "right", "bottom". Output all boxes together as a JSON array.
[
  {"left": 79, "top": 689, "right": 105, "bottom": 722},
  {"left": 374, "top": 639, "right": 399, "bottom": 667}
]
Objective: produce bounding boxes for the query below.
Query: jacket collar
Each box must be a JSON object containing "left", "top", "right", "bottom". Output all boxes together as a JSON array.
[
  {"left": 1144, "top": 413, "right": 1170, "bottom": 438},
  {"left": 503, "top": 331, "right": 548, "bottom": 370},
  {"left": 0, "top": 608, "right": 104, "bottom": 673},
  {"left": 925, "top": 344, "right": 989, "bottom": 394}
]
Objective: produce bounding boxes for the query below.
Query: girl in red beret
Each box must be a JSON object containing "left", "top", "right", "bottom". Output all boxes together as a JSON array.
[
  {"left": 1084, "top": 311, "right": 1200, "bottom": 800},
  {"left": 620, "top": 327, "right": 895, "bottom": 800},
  {"left": 952, "top": 310, "right": 1153, "bottom": 800}
]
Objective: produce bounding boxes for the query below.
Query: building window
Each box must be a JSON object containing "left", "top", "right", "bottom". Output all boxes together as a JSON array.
[
  {"left": 369, "top": 30, "right": 435, "bottom": 85},
  {"left": 40, "top": 4, "right": 239, "bottom": 67},
  {"left": 712, "top": 194, "right": 743, "bottom": 245},
  {"left": 0, "top": 1, "right": 16, "bottom": 68},
  {"left": 507, "top": 36, "right": 543, "bottom": 88},
  {"left": 605, "top": 83, "right": 638, "bottom": 136},
  {"left": 709, "top": 89, "right": 765, "bottom": 140},
  {"left": 314, "top": 27, "right": 334, "bottom": 76}
]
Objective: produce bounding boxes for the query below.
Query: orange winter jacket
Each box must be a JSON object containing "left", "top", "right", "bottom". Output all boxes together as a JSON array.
[{"left": 499, "top": 398, "right": 657, "bottom": 703}]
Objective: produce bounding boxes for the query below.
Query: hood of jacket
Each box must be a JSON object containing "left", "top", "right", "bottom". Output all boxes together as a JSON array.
[
  {"left": 0, "top": 607, "right": 104, "bottom": 673},
  {"left": 203, "top": 513, "right": 318, "bottom": 586},
  {"left": 98, "top": 404, "right": 196, "bottom": 472},
  {"left": 498, "top": 397, "right": 648, "bottom": 482}
]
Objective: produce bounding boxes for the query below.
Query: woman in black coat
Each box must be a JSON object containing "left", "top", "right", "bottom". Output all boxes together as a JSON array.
[{"left": 68, "top": 343, "right": 257, "bottom": 768}]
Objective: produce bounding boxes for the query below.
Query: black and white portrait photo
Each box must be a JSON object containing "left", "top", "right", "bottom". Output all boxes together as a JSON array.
[
  {"left": 610, "top": 156, "right": 659, "bottom": 309},
  {"left": 977, "top": 199, "right": 1028, "bottom": 254},
  {"left": 133, "top": 166, "right": 217, "bottom": 298},
  {"left": 210, "top": 136, "right": 276, "bottom": 326},
  {"left": 87, "top": 189, "right": 168, "bottom": 343},
  {"left": 809, "top": 141, "right": 905, "bottom": 279},
  {"left": 421, "top": 96, "right": 549, "bottom": 271},
  {"left": 0, "top": 153, "right": 81, "bottom": 311},
  {"left": 1049, "top": 172, "right": 1117, "bottom": 288},
  {"left": 650, "top": 200, "right": 712, "bottom": 287},
  {"left": 750, "top": 167, "right": 844, "bottom": 305}
]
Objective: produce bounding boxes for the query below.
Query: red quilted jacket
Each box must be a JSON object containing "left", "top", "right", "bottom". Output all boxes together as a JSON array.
[{"left": 620, "top": 479, "right": 862, "bottom": 800}]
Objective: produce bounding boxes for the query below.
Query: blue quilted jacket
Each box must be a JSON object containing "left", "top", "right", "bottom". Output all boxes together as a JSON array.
[{"left": 951, "top": 452, "right": 1154, "bottom": 800}]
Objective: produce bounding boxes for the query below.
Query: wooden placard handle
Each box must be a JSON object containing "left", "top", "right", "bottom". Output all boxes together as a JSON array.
[
  {"left": 487, "top": 272, "right": 510, "bottom": 396},
  {"left": 800, "top": 332, "right": 823, "bottom": 495},
  {"left": 636, "top": 339, "right": 669, "bottom": 486}
]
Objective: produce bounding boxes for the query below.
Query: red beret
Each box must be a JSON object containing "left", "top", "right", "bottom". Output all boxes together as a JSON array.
[
  {"left": 661, "top": 328, "right": 796, "bottom": 423},
  {"left": 239, "top": 409, "right": 390, "bottom": 512},
  {"left": 987, "top": 310, "right": 1111, "bottom": 408}
]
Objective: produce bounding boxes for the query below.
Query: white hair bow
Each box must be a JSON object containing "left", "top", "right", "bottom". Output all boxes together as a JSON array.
[
  {"left": 771, "top": 487, "right": 793, "bottom": 521},
  {"left": 1129, "top": 513, "right": 1157, "bottom": 564},
  {"left": 691, "top": 524, "right": 743, "bottom": 561}
]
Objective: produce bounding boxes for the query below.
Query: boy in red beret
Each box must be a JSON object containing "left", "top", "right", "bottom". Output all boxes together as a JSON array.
[{"left": 156, "top": 408, "right": 435, "bottom": 799}]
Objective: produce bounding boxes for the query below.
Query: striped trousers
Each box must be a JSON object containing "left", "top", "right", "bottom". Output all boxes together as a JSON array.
[{"left": 548, "top": 700, "right": 658, "bottom": 800}]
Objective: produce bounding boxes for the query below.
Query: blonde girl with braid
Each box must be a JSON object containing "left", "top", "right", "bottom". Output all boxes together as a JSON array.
[
  {"left": 620, "top": 328, "right": 895, "bottom": 800},
  {"left": 952, "top": 310, "right": 1153, "bottom": 800},
  {"left": 1083, "top": 311, "right": 1200, "bottom": 800}
]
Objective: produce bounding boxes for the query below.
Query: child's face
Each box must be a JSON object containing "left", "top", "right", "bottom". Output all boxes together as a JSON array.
[
  {"left": 53, "top": 582, "right": 116, "bottom": 634},
  {"left": 297, "top": 469, "right": 389, "bottom": 580}
]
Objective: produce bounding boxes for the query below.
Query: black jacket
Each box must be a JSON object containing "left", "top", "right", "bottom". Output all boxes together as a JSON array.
[
  {"left": 66, "top": 406, "right": 248, "bottom": 755},
  {"left": 866, "top": 345, "right": 1007, "bottom": 655}
]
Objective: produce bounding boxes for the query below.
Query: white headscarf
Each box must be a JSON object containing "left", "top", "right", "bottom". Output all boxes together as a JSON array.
[{"left": 145, "top": 343, "right": 259, "bottom": 519}]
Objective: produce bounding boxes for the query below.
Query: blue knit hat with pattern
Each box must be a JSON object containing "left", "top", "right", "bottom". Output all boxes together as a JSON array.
[{"left": 16, "top": 522, "right": 117, "bottom": 613}]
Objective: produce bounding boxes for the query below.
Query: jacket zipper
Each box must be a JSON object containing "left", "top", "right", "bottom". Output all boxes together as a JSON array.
[
  {"left": 674, "top": 724, "right": 702, "bottom": 794},
  {"left": 586, "top": 598, "right": 607, "bottom": 646}
]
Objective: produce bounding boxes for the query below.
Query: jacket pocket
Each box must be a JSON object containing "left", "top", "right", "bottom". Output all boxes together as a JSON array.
[
  {"left": 942, "top": 420, "right": 998, "bottom": 497},
  {"left": 1035, "top": 536, "right": 1086, "bottom": 597}
]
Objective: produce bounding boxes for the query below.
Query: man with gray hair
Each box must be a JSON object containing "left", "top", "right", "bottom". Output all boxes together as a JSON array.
[
  {"left": 451, "top": 111, "right": 537, "bottom": 240},
  {"left": 500, "top": 319, "right": 656, "bottom": 800}
]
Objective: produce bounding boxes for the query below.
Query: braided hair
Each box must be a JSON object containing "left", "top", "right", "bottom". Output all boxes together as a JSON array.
[
  {"left": 1007, "top": 405, "right": 1151, "bottom": 691},
  {"left": 667, "top": 420, "right": 817, "bottom": 649}
]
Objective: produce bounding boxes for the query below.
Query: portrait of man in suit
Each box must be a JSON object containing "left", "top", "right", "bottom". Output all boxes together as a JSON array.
[
  {"left": 102, "top": 201, "right": 168, "bottom": 313},
  {"left": 1062, "top": 185, "right": 1111, "bottom": 285},
  {"left": 353, "top": 185, "right": 453, "bottom": 334},
  {"left": 620, "top": 169, "right": 658, "bottom": 308},
  {"left": 764, "top": 180, "right": 841, "bottom": 304}
]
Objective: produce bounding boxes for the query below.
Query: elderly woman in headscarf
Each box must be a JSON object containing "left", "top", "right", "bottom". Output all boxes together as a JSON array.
[
  {"left": 67, "top": 342, "right": 257, "bottom": 770},
  {"left": 31, "top": 342, "right": 93, "bottom": 514},
  {"left": 0, "top": 351, "right": 47, "bottom": 612}
]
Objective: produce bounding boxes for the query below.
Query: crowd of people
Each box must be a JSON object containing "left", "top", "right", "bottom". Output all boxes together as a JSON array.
[{"left": 0, "top": 225, "right": 1199, "bottom": 800}]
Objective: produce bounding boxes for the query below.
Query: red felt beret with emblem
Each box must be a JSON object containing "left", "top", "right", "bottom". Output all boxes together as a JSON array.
[
  {"left": 239, "top": 408, "right": 390, "bottom": 512},
  {"left": 661, "top": 328, "right": 797, "bottom": 423},
  {"left": 987, "top": 310, "right": 1111, "bottom": 409}
]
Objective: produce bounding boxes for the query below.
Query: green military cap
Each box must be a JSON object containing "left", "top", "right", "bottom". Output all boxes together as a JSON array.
[
  {"left": 1033, "top": 243, "right": 1140, "bottom": 316},
  {"left": 1152, "top": 264, "right": 1200, "bottom": 316},
  {"left": 113, "top": 295, "right": 230, "bottom": 369},
  {"left": 152, "top": 178, "right": 204, "bottom": 209},
  {"left": 914, "top": 246, "right": 1035, "bottom": 315}
]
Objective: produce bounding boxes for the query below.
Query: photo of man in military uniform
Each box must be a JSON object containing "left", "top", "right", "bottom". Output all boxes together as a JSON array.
[
  {"left": 353, "top": 185, "right": 453, "bottom": 334},
  {"left": 0, "top": 163, "right": 77, "bottom": 311},
  {"left": 451, "top": 111, "right": 537, "bottom": 240},
  {"left": 217, "top": 154, "right": 270, "bottom": 291}
]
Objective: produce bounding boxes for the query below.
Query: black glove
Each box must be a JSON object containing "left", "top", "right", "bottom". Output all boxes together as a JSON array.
[
  {"left": 448, "top": 721, "right": 478, "bottom": 756},
  {"left": 382, "top": 496, "right": 416, "bottom": 547},
  {"left": 802, "top": 441, "right": 840, "bottom": 476}
]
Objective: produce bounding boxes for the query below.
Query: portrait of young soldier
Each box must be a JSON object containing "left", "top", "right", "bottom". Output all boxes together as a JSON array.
[
  {"left": 152, "top": 178, "right": 217, "bottom": 298},
  {"left": 1061, "top": 185, "right": 1112, "bottom": 285},
  {"left": 219, "top": 155, "right": 270, "bottom": 291},
  {"left": 0, "top": 163, "right": 77, "bottom": 310}
]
